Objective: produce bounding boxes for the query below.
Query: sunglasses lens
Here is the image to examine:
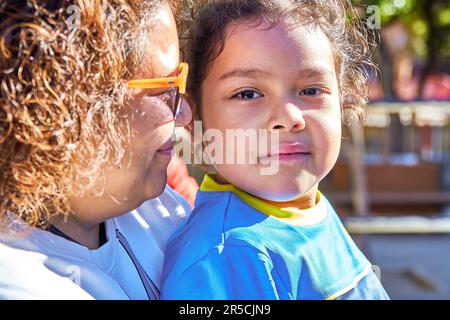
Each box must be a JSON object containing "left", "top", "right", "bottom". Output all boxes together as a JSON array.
[{"left": 173, "top": 88, "right": 182, "bottom": 119}]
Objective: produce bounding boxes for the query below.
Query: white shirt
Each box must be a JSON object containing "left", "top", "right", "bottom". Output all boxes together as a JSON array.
[{"left": 0, "top": 185, "right": 191, "bottom": 300}]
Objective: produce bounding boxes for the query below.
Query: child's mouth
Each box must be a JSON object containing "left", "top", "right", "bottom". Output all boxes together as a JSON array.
[
  {"left": 262, "top": 142, "right": 311, "bottom": 161},
  {"left": 273, "top": 152, "right": 310, "bottom": 161}
]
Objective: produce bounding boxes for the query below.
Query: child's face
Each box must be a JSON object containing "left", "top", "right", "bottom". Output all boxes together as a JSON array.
[{"left": 200, "top": 20, "right": 341, "bottom": 203}]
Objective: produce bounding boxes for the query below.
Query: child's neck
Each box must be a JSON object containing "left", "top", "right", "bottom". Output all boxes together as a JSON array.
[
  {"left": 263, "top": 192, "right": 318, "bottom": 210},
  {"left": 211, "top": 174, "right": 318, "bottom": 210}
]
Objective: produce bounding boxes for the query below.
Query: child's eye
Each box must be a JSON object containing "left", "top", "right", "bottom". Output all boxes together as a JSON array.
[
  {"left": 233, "top": 90, "right": 263, "bottom": 100},
  {"left": 300, "top": 87, "right": 323, "bottom": 96}
]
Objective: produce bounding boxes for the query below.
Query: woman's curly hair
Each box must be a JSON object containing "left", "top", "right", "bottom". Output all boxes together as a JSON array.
[
  {"left": 177, "top": 0, "right": 377, "bottom": 126},
  {"left": 0, "top": 0, "right": 170, "bottom": 230}
]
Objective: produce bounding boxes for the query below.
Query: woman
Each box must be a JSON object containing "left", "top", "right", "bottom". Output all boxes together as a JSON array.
[{"left": 0, "top": 0, "right": 192, "bottom": 299}]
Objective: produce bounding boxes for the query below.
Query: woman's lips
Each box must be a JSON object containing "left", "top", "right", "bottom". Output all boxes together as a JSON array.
[{"left": 157, "top": 136, "right": 177, "bottom": 155}]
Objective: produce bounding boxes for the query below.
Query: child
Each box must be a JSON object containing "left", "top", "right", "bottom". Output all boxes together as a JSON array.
[{"left": 162, "top": 0, "right": 389, "bottom": 299}]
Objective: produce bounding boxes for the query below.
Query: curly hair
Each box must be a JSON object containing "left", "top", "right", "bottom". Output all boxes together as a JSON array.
[
  {"left": 177, "top": 0, "right": 377, "bottom": 126},
  {"left": 0, "top": 0, "right": 171, "bottom": 230}
]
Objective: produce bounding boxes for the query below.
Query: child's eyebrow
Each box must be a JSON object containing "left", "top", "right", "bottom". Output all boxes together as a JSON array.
[
  {"left": 217, "top": 67, "right": 335, "bottom": 81},
  {"left": 296, "top": 68, "right": 336, "bottom": 80},
  {"left": 218, "top": 68, "right": 271, "bottom": 81}
]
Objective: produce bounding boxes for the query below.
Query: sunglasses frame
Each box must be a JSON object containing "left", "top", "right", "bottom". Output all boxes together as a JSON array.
[{"left": 127, "top": 63, "right": 189, "bottom": 118}]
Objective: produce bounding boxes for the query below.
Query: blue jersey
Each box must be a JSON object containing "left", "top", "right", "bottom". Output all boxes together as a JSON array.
[{"left": 161, "top": 177, "right": 388, "bottom": 300}]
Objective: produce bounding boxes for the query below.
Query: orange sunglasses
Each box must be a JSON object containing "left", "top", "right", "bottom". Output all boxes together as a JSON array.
[{"left": 127, "top": 63, "right": 189, "bottom": 118}]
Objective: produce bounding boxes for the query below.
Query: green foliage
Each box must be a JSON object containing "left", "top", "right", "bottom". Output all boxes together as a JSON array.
[{"left": 353, "top": 0, "right": 450, "bottom": 58}]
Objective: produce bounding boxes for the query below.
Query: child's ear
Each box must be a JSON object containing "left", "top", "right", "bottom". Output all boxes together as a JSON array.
[
  {"left": 182, "top": 93, "right": 216, "bottom": 174},
  {"left": 342, "top": 105, "right": 364, "bottom": 127}
]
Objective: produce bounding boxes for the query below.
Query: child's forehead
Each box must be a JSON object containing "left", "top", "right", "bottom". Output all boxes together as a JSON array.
[
  {"left": 222, "top": 19, "right": 334, "bottom": 60},
  {"left": 204, "top": 19, "right": 337, "bottom": 83},
  {"left": 224, "top": 18, "right": 328, "bottom": 48}
]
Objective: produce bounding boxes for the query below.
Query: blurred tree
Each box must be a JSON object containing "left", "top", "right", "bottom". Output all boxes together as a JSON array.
[{"left": 353, "top": 0, "right": 450, "bottom": 99}]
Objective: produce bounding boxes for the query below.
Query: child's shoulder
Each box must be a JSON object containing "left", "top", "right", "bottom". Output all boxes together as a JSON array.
[
  {"left": 169, "top": 190, "right": 264, "bottom": 246},
  {"left": 164, "top": 190, "right": 269, "bottom": 263}
]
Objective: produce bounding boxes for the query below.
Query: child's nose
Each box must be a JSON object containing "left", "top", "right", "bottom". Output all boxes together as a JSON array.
[{"left": 270, "top": 102, "right": 306, "bottom": 132}]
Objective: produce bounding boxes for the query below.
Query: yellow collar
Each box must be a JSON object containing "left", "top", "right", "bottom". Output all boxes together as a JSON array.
[{"left": 200, "top": 174, "right": 328, "bottom": 226}]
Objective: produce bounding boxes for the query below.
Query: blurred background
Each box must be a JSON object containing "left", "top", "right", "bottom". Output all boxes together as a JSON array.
[
  {"left": 170, "top": 0, "right": 450, "bottom": 299},
  {"left": 322, "top": 0, "right": 450, "bottom": 299}
]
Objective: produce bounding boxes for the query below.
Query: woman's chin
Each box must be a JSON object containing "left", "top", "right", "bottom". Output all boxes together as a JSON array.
[{"left": 143, "top": 173, "right": 168, "bottom": 200}]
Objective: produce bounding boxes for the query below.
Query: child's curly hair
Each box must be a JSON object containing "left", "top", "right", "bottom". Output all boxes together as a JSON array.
[
  {"left": 178, "top": 0, "right": 377, "bottom": 126},
  {"left": 0, "top": 0, "right": 170, "bottom": 230}
]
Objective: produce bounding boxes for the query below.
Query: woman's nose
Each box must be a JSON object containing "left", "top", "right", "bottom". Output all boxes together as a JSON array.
[{"left": 175, "top": 98, "right": 192, "bottom": 127}]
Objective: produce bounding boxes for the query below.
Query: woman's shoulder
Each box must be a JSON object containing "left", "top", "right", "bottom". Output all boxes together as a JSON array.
[
  {"left": 142, "top": 185, "right": 192, "bottom": 219},
  {"left": 0, "top": 242, "right": 93, "bottom": 300},
  {"left": 127, "top": 185, "right": 192, "bottom": 236},
  {"left": 112, "top": 185, "right": 194, "bottom": 256}
]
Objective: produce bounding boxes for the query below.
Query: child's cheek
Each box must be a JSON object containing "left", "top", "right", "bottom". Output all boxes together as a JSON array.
[{"left": 308, "top": 112, "right": 342, "bottom": 165}]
